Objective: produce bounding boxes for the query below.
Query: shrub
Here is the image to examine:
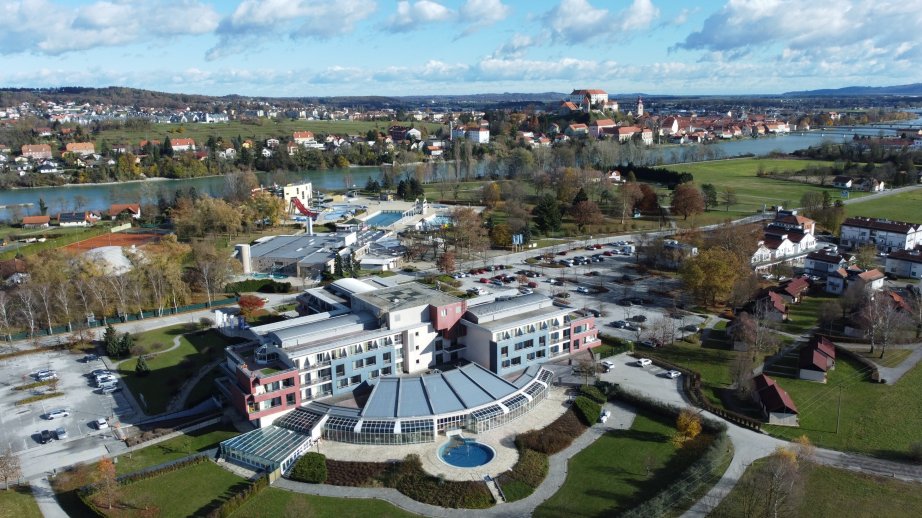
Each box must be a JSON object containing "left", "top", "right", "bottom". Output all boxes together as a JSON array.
[
  {"left": 224, "top": 279, "right": 291, "bottom": 294},
  {"left": 573, "top": 396, "right": 602, "bottom": 426},
  {"left": 325, "top": 460, "right": 388, "bottom": 487},
  {"left": 579, "top": 384, "right": 607, "bottom": 405},
  {"left": 390, "top": 455, "right": 494, "bottom": 509},
  {"left": 496, "top": 448, "right": 548, "bottom": 502},
  {"left": 516, "top": 409, "right": 587, "bottom": 455},
  {"left": 205, "top": 474, "right": 269, "bottom": 518},
  {"left": 290, "top": 453, "right": 328, "bottom": 483}
]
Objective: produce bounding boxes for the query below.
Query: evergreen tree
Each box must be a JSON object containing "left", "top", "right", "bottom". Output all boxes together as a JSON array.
[
  {"left": 38, "top": 198, "right": 47, "bottom": 216},
  {"left": 334, "top": 254, "right": 344, "bottom": 278},
  {"left": 104, "top": 324, "right": 119, "bottom": 358},
  {"left": 135, "top": 355, "right": 150, "bottom": 377},
  {"left": 161, "top": 136, "right": 173, "bottom": 157},
  {"left": 532, "top": 194, "right": 562, "bottom": 235},
  {"left": 572, "top": 187, "right": 589, "bottom": 208},
  {"left": 118, "top": 332, "right": 133, "bottom": 358}
]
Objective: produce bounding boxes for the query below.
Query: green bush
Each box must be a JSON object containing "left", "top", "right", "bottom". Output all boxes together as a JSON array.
[
  {"left": 496, "top": 448, "right": 549, "bottom": 502},
  {"left": 579, "top": 384, "right": 607, "bottom": 405},
  {"left": 289, "top": 452, "right": 328, "bottom": 484},
  {"left": 390, "top": 454, "right": 494, "bottom": 509},
  {"left": 224, "top": 279, "right": 291, "bottom": 294},
  {"left": 516, "top": 408, "right": 587, "bottom": 455},
  {"left": 573, "top": 396, "right": 602, "bottom": 426},
  {"left": 325, "top": 459, "right": 389, "bottom": 486}
]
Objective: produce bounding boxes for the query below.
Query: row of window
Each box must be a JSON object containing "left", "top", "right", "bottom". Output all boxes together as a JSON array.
[{"left": 492, "top": 316, "right": 570, "bottom": 343}]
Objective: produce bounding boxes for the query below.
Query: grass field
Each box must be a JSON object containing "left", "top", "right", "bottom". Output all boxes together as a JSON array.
[
  {"left": 184, "top": 365, "right": 223, "bottom": 409},
  {"left": 0, "top": 485, "right": 42, "bottom": 518},
  {"left": 117, "top": 327, "right": 236, "bottom": 415},
  {"left": 231, "top": 488, "right": 419, "bottom": 518},
  {"left": 780, "top": 294, "right": 835, "bottom": 334},
  {"left": 765, "top": 356, "right": 922, "bottom": 461},
  {"left": 662, "top": 158, "right": 869, "bottom": 214},
  {"left": 94, "top": 120, "right": 444, "bottom": 147},
  {"left": 534, "top": 413, "right": 711, "bottom": 518},
  {"left": 114, "top": 424, "right": 239, "bottom": 475},
  {"left": 103, "top": 460, "right": 245, "bottom": 517},
  {"left": 712, "top": 460, "right": 922, "bottom": 518},
  {"left": 840, "top": 187, "right": 922, "bottom": 222}
]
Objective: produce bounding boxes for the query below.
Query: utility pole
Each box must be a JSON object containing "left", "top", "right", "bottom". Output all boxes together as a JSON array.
[{"left": 835, "top": 385, "right": 842, "bottom": 434}]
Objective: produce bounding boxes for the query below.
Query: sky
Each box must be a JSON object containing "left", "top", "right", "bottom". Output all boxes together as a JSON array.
[{"left": 1, "top": 0, "right": 921, "bottom": 98}]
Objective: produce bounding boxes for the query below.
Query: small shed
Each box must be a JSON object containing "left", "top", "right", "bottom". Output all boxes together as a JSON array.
[{"left": 753, "top": 374, "right": 799, "bottom": 426}]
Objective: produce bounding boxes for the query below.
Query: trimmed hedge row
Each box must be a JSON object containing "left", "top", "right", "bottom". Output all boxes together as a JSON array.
[
  {"left": 224, "top": 279, "right": 292, "bottom": 293},
  {"left": 12, "top": 379, "right": 54, "bottom": 391},
  {"left": 573, "top": 396, "right": 602, "bottom": 425},
  {"left": 205, "top": 475, "right": 270, "bottom": 518},
  {"left": 289, "top": 452, "right": 328, "bottom": 483},
  {"left": 15, "top": 391, "right": 64, "bottom": 406},
  {"left": 495, "top": 448, "right": 549, "bottom": 502},
  {"left": 579, "top": 384, "right": 607, "bottom": 405},
  {"left": 324, "top": 459, "right": 389, "bottom": 487},
  {"left": 515, "top": 408, "right": 588, "bottom": 455},
  {"left": 116, "top": 455, "right": 209, "bottom": 485}
]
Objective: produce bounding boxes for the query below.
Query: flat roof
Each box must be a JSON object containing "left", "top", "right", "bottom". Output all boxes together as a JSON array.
[
  {"left": 249, "top": 234, "right": 346, "bottom": 260},
  {"left": 352, "top": 282, "right": 460, "bottom": 312},
  {"left": 466, "top": 293, "right": 549, "bottom": 320},
  {"left": 268, "top": 312, "right": 375, "bottom": 346},
  {"left": 469, "top": 305, "right": 569, "bottom": 332}
]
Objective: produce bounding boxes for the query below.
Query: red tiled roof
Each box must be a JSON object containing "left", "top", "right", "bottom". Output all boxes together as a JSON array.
[
  {"left": 754, "top": 374, "right": 798, "bottom": 414},
  {"left": 108, "top": 203, "right": 140, "bottom": 217},
  {"left": 22, "top": 215, "right": 50, "bottom": 225},
  {"left": 783, "top": 277, "right": 810, "bottom": 297},
  {"left": 767, "top": 292, "right": 787, "bottom": 313},
  {"left": 814, "top": 336, "right": 836, "bottom": 360},
  {"left": 592, "top": 119, "right": 616, "bottom": 127},
  {"left": 857, "top": 269, "right": 884, "bottom": 282},
  {"left": 800, "top": 346, "right": 828, "bottom": 372},
  {"left": 171, "top": 138, "right": 195, "bottom": 147}
]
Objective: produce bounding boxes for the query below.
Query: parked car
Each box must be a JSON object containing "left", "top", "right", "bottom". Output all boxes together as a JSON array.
[
  {"left": 90, "top": 369, "right": 112, "bottom": 377},
  {"left": 81, "top": 354, "right": 99, "bottom": 362},
  {"left": 576, "top": 287, "right": 590, "bottom": 294},
  {"left": 99, "top": 385, "right": 121, "bottom": 395},
  {"left": 601, "top": 360, "right": 615, "bottom": 372},
  {"left": 664, "top": 370, "right": 682, "bottom": 379},
  {"left": 34, "top": 370, "right": 58, "bottom": 381},
  {"left": 46, "top": 408, "right": 70, "bottom": 420},
  {"left": 639, "top": 340, "right": 660, "bottom": 348},
  {"left": 527, "top": 281, "right": 538, "bottom": 289},
  {"left": 609, "top": 320, "right": 627, "bottom": 328},
  {"left": 54, "top": 427, "right": 68, "bottom": 440},
  {"left": 682, "top": 324, "right": 700, "bottom": 332},
  {"left": 94, "top": 418, "right": 109, "bottom": 430},
  {"left": 599, "top": 409, "right": 612, "bottom": 423},
  {"left": 519, "top": 287, "right": 534, "bottom": 295},
  {"left": 479, "top": 278, "right": 489, "bottom": 283},
  {"left": 637, "top": 358, "right": 652, "bottom": 367},
  {"left": 582, "top": 308, "right": 602, "bottom": 317},
  {"left": 95, "top": 375, "right": 116, "bottom": 386},
  {"left": 490, "top": 280, "right": 503, "bottom": 286},
  {"left": 39, "top": 430, "right": 53, "bottom": 444},
  {"left": 631, "top": 315, "right": 648, "bottom": 323},
  {"left": 468, "top": 287, "right": 488, "bottom": 296}
]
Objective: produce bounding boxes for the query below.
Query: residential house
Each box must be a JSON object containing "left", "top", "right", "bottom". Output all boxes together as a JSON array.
[
  {"left": 218, "top": 146, "right": 237, "bottom": 160},
  {"left": 753, "top": 374, "right": 798, "bottom": 426},
  {"left": 64, "top": 142, "right": 95, "bottom": 156},
  {"left": 170, "top": 138, "right": 196, "bottom": 153},
  {"left": 558, "top": 101, "right": 579, "bottom": 116},
  {"left": 778, "top": 276, "right": 810, "bottom": 304},
  {"left": 388, "top": 126, "right": 421, "bottom": 142},
  {"left": 752, "top": 210, "right": 817, "bottom": 266},
  {"left": 640, "top": 128, "right": 654, "bottom": 145},
  {"left": 589, "top": 119, "right": 616, "bottom": 139},
  {"left": 464, "top": 126, "right": 489, "bottom": 144},
  {"left": 616, "top": 126, "right": 641, "bottom": 142},
  {"left": 607, "top": 170, "right": 622, "bottom": 183},
  {"left": 811, "top": 336, "right": 837, "bottom": 371},
  {"left": 839, "top": 217, "right": 922, "bottom": 252},
  {"left": 286, "top": 142, "right": 300, "bottom": 155},
  {"left": 798, "top": 345, "right": 830, "bottom": 383},
  {"left": 660, "top": 117, "right": 679, "bottom": 136},
  {"left": 826, "top": 266, "right": 884, "bottom": 295},
  {"left": 293, "top": 131, "right": 316, "bottom": 145},
  {"left": 425, "top": 145, "right": 443, "bottom": 157},
  {"left": 804, "top": 250, "right": 851, "bottom": 278},
  {"left": 566, "top": 89, "right": 608, "bottom": 107},
  {"left": 57, "top": 211, "right": 93, "bottom": 227},
  {"left": 565, "top": 123, "right": 588, "bottom": 137},
  {"left": 108, "top": 203, "right": 141, "bottom": 220},
  {"left": 853, "top": 176, "right": 885, "bottom": 192},
  {"left": 758, "top": 292, "right": 788, "bottom": 322},
  {"left": 266, "top": 138, "right": 280, "bottom": 148},
  {"left": 832, "top": 176, "right": 853, "bottom": 189},
  {"left": 885, "top": 246, "right": 922, "bottom": 279},
  {"left": 22, "top": 215, "right": 50, "bottom": 229},
  {"left": 21, "top": 144, "right": 52, "bottom": 160}
]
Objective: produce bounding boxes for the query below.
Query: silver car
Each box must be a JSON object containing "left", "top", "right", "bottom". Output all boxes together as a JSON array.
[{"left": 46, "top": 408, "right": 70, "bottom": 420}]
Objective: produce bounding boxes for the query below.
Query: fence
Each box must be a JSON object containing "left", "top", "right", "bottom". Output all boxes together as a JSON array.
[{"left": 3, "top": 296, "right": 238, "bottom": 342}]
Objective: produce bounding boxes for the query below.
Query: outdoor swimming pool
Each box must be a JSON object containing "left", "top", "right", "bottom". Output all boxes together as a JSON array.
[
  {"left": 438, "top": 437, "right": 495, "bottom": 468},
  {"left": 365, "top": 211, "right": 405, "bottom": 227}
]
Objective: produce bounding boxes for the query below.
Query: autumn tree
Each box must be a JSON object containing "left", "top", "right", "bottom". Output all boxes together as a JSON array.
[
  {"left": 447, "top": 207, "right": 488, "bottom": 259},
  {"left": 680, "top": 248, "right": 743, "bottom": 305},
  {"left": 571, "top": 200, "right": 603, "bottom": 233},
  {"left": 637, "top": 183, "right": 659, "bottom": 212},
  {"left": 96, "top": 457, "right": 120, "bottom": 510},
  {"left": 244, "top": 190, "right": 287, "bottom": 228},
  {"left": 489, "top": 223, "right": 512, "bottom": 248},
  {"left": 0, "top": 448, "right": 21, "bottom": 490},
  {"left": 732, "top": 305, "right": 781, "bottom": 354},
  {"left": 617, "top": 182, "right": 644, "bottom": 224},
  {"left": 481, "top": 182, "right": 501, "bottom": 209},
  {"left": 237, "top": 294, "right": 266, "bottom": 318},
  {"left": 853, "top": 245, "right": 878, "bottom": 270},
  {"left": 670, "top": 183, "right": 706, "bottom": 220},
  {"left": 671, "top": 408, "right": 702, "bottom": 447},
  {"left": 190, "top": 241, "right": 237, "bottom": 305},
  {"left": 435, "top": 250, "right": 456, "bottom": 274}
]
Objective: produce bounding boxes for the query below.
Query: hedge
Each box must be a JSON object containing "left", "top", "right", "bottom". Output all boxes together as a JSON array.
[
  {"left": 495, "top": 448, "right": 549, "bottom": 502},
  {"left": 579, "top": 384, "right": 607, "bottom": 405},
  {"left": 15, "top": 391, "right": 64, "bottom": 406},
  {"left": 224, "top": 279, "right": 292, "bottom": 294},
  {"left": 599, "top": 382, "right": 726, "bottom": 434},
  {"left": 206, "top": 474, "right": 270, "bottom": 518},
  {"left": 572, "top": 396, "right": 602, "bottom": 426},
  {"left": 13, "top": 379, "right": 55, "bottom": 391},
  {"left": 325, "top": 459, "right": 389, "bottom": 487},
  {"left": 289, "top": 452, "right": 328, "bottom": 483},
  {"left": 515, "top": 408, "right": 588, "bottom": 455}
]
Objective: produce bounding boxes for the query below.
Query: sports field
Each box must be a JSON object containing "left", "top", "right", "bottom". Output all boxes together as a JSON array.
[{"left": 64, "top": 231, "right": 161, "bottom": 252}]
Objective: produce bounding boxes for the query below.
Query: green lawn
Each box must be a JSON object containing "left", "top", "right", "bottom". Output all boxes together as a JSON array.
[
  {"left": 0, "top": 485, "right": 42, "bottom": 518},
  {"left": 843, "top": 187, "right": 922, "bottom": 222},
  {"left": 117, "top": 328, "right": 237, "bottom": 415},
  {"left": 712, "top": 460, "right": 922, "bottom": 518},
  {"left": 114, "top": 424, "right": 239, "bottom": 475},
  {"left": 94, "top": 119, "right": 443, "bottom": 147},
  {"left": 780, "top": 294, "right": 835, "bottom": 334},
  {"left": 765, "top": 356, "right": 922, "bottom": 460},
  {"left": 127, "top": 324, "right": 187, "bottom": 356},
  {"left": 107, "top": 460, "right": 245, "bottom": 517},
  {"left": 662, "top": 158, "right": 869, "bottom": 215},
  {"left": 184, "top": 365, "right": 223, "bottom": 409},
  {"left": 231, "top": 488, "right": 419, "bottom": 518},
  {"left": 534, "top": 413, "right": 711, "bottom": 518}
]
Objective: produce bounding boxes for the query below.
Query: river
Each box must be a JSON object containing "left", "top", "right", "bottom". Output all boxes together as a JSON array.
[{"left": 0, "top": 121, "right": 916, "bottom": 221}]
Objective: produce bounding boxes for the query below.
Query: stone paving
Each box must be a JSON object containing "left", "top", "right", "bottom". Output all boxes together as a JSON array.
[{"left": 315, "top": 386, "right": 573, "bottom": 481}]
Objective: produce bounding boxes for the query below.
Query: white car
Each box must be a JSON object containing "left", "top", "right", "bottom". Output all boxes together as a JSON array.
[
  {"left": 601, "top": 360, "right": 615, "bottom": 372},
  {"left": 637, "top": 358, "right": 653, "bottom": 367},
  {"left": 576, "top": 287, "right": 590, "bottom": 294},
  {"left": 46, "top": 408, "right": 70, "bottom": 420},
  {"left": 599, "top": 409, "right": 612, "bottom": 423},
  {"left": 664, "top": 370, "right": 682, "bottom": 379},
  {"left": 94, "top": 418, "right": 109, "bottom": 430}
]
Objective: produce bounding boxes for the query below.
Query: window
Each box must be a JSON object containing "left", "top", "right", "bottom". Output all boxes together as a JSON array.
[
  {"left": 370, "top": 369, "right": 380, "bottom": 378},
  {"left": 382, "top": 367, "right": 392, "bottom": 375},
  {"left": 335, "top": 365, "right": 345, "bottom": 377},
  {"left": 286, "top": 393, "right": 296, "bottom": 405},
  {"left": 455, "top": 307, "right": 461, "bottom": 314},
  {"left": 511, "top": 357, "right": 521, "bottom": 366},
  {"left": 383, "top": 352, "right": 392, "bottom": 363},
  {"left": 501, "top": 346, "right": 508, "bottom": 358},
  {"left": 350, "top": 375, "right": 361, "bottom": 385},
  {"left": 440, "top": 309, "right": 447, "bottom": 317},
  {"left": 353, "top": 359, "right": 364, "bottom": 370},
  {"left": 502, "top": 360, "right": 511, "bottom": 368},
  {"left": 366, "top": 356, "right": 377, "bottom": 366}
]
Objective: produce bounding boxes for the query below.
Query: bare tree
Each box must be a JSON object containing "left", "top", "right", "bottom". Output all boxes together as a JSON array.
[
  {"left": 15, "top": 288, "right": 37, "bottom": 338},
  {"left": 730, "top": 352, "right": 757, "bottom": 399},
  {"left": 0, "top": 292, "right": 13, "bottom": 342},
  {"left": 0, "top": 448, "right": 21, "bottom": 490},
  {"left": 859, "top": 292, "right": 912, "bottom": 358},
  {"left": 732, "top": 301, "right": 781, "bottom": 355}
]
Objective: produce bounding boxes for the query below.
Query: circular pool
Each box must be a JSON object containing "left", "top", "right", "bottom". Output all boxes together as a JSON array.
[{"left": 438, "top": 437, "right": 495, "bottom": 468}]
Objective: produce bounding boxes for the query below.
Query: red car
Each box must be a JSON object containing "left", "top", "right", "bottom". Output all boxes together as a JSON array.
[
  {"left": 469, "top": 268, "right": 479, "bottom": 275},
  {"left": 527, "top": 281, "right": 538, "bottom": 288},
  {"left": 603, "top": 251, "right": 614, "bottom": 256},
  {"left": 557, "top": 251, "right": 567, "bottom": 256},
  {"left": 479, "top": 278, "right": 489, "bottom": 283}
]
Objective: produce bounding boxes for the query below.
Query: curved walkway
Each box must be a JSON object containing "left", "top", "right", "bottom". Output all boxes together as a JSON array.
[
  {"left": 275, "top": 400, "right": 636, "bottom": 518},
  {"left": 838, "top": 341, "right": 922, "bottom": 384},
  {"left": 165, "top": 358, "right": 222, "bottom": 413}
]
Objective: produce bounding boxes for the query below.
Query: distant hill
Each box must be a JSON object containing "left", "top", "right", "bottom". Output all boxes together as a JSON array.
[{"left": 783, "top": 83, "right": 922, "bottom": 97}]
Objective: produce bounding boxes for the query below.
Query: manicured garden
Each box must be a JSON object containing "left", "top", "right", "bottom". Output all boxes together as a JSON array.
[
  {"left": 230, "top": 488, "right": 419, "bottom": 518},
  {"left": 113, "top": 424, "right": 240, "bottom": 475},
  {"left": 712, "top": 460, "right": 922, "bottom": 518},
  {"left": 765, "top": 356, "right": 922, "bottom": 461},
  {"left": 116, "top": 327, "right": 241, "bottom": 414},
  {"left": 534, "top": 413, "right": 715, "bottom": 518},
  {"left": 0, "top": 485, "right": 42, "bottom": 518}
]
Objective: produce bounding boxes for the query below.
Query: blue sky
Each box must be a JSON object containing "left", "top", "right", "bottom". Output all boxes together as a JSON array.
[{"left": 1, "top": 0, "right": 920, "bottom": 97}]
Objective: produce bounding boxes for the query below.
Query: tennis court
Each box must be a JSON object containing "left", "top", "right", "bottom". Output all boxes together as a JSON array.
[{"left": 64, "top": 231, "right": 161, "bottom": 252}]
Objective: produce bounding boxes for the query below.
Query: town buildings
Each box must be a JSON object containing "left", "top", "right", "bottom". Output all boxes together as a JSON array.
[{"left": 839, "top": 217, "right": 922, "bottom": 253}]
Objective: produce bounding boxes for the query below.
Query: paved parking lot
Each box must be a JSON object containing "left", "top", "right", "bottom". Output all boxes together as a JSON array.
[
  {"left": 451, "top": 243, "right": 708, "bottom": 343},
  {"left": 0, "top": 348, "right": 133, "bottom": 458}
]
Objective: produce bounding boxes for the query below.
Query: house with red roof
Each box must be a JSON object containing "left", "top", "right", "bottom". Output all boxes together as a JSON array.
[
  {"left": 108, "top": 204, "right": 141, "bottom": 220},
  {"left": 170, "top": 138, "right": 196, "bottom": 153},
  {"left": 589, "top": 119, "right": 616, "bottom": 139},
  {"left": 565, "top": 123, "right": 588, "bottom": 137},
  {"left": 753, "top": 374, "right": 799, "bottom": 426},
  {"left": 778, "top": 276, "right": 811, "bottom": 304},
  {"left": 799, "top": 343, "right": 831, "bottom": 383},
  {"left": 65, "top": 142, "right": 96, "bottom": 156},
  {"left": 760, "top": 292, "right": 788, "bottom": 322},
  {"left": 22, "top": 215, "right": 50, "bottom": 229},
  {"left": 812, "top": 336, "right": 837, "bottom": 371}
]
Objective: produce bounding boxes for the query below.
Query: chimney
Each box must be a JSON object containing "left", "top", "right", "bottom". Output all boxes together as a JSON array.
[{"left": 307, "top": 216, "right": 314, "bottom": 236}]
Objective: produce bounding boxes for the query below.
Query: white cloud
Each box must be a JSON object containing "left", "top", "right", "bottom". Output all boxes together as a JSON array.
[
  {"left": 458, "top": 0, "right": 511, "bottom": 35},
  {"left": 385, "top": 0, "right": 454, "bottom": 32},
  {"left": 207, "top": 0, "right": 376, "bottom": 60},
  {"left": 0, "top": 0, "right": 219, "bottom": 55},
  {"left": 493, "top": 33, "right": 536, "bottom": 57},
  {"left": 542, "top": 0, "right": 661, "bottom": 45},
  {"left": 618, "top": 0, "right": 659, "bottom": 31}
]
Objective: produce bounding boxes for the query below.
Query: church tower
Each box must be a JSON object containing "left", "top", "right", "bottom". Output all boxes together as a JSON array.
[{"left": 636, "top": 97, "right": 644, "bottom": 117}]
